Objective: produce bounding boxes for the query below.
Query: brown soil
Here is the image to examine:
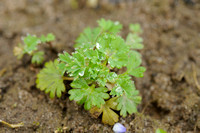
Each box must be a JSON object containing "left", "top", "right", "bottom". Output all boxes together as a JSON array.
[{"left": 0, "top": 0, "right": 200, "bottom": 132}]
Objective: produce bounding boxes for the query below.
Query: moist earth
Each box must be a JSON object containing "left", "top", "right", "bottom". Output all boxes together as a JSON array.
[{"left": 0, "top": 0, "right": 200, "bottom": 132}]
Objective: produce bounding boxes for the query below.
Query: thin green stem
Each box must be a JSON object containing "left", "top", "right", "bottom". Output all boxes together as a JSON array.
[
  {"left": 102, "top": 56, "right": 109, "bottom": 67},
  {"left": 94, "top": 29, "right": 104, "bottom": 44},
  {"left": 122, "top": 71, "right": 129, "bottom": 75},
  {"left": 62, "top": 76, "right": 74, "bottom": 81},
  {"left": 90, "top": 84, "right": 96, "bottom": 89}
]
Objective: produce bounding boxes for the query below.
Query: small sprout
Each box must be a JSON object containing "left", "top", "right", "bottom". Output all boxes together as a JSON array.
[
  {"left": 12, "top": 103, "right": 17, "bottom": 108},
  {"left": 113, "top": 123, "right": 126, "bottom": 133},
  {"left": 156, "top": 128, "right": 167, "bottom": 133},
  {"left": 54, "top": 126, "right": 69, "bottom": 133},
  {"left": 14, "top": 33, "right": 55, "bottom": 65},
  {"left": 32, "top": 121, "right": 40, "bottom": 126}
]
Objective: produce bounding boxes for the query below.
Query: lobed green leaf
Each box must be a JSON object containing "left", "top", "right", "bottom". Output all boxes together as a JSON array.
[
  {"left": 69, "top": 85, "right": 110, "bottom": 110},
  {"left": 36, "top": 60, "right": 65, "bottom": 98},
  {"left": 98, "top": 18, "right": 122, "bottom": 34},
  {"left": 117, "top": 92, "right": 141, "bottom": 117},
  {"left": 40, "top": 33, "right": 55, "bottom": 43},
  {"left": 110, "top": 75, "right": 135, "bottom": 97},
  {"left": 126, "top": 33, "right": 144, "bottom": 49},
  {"left": 58, "top": 51, "right": 86, "bottom": 78},
  {"left": 127, "top": 51, "right": 146, "bottom": 77},
  {"left": 23, "top": 35, "right": 40, "bottom": 54},
  {"left": 75, "top": 27, "right": 101, "bottom": 49}
]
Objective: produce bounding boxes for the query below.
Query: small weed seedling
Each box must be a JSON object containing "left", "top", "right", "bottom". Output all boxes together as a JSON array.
[
  {"left": 14, "top": 19, "right": 146, "bottom": 125},
  {"left": 14, "top": 33, "right": 55, "bottom": 65},
  {"left": 156, "top": 128, "right": 167, "bottom": 133}
]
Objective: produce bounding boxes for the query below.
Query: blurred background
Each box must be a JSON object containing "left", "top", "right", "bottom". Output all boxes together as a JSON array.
[{"left": 0, "top": 0, "right": 200, "bottom": 132}]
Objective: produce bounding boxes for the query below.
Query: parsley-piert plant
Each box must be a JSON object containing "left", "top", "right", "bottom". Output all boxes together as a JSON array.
[
  {"left": 14, "top": 33, "right": 55, "bottom": 65},
  {"left": 18, "top": 19, "right": 146, "bottom": 125}
]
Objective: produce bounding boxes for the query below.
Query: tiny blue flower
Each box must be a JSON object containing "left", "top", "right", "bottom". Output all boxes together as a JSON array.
[{"left": 113, "top": 123, "right": 126, "bottom": 133}]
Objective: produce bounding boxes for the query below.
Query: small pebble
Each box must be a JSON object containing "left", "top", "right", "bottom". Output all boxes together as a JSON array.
[{"left": 113, "top": 123, "right": 126, "bottom": 133}]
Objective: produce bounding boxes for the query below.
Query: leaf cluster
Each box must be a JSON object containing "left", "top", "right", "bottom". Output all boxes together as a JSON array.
[
  {"left": 13, "top": 33, "right": 55, "bottom": 65},
  {"left": 35, "top": 19, "right": 146, "bottom": 125}
]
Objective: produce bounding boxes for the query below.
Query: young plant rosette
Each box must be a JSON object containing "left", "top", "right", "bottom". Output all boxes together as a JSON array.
[{"left": 31, "top": 19, "right": 145, "bottom": 125}]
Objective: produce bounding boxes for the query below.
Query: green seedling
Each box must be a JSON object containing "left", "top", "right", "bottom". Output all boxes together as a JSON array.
[
  {"left": 156, "top": 128, "right": 167, "bottom": 133},
  {"left": 16, "top": 19, "right": 146, "bottom": 125},
  {"left": 13, "top": 33, "right": 55, "bottom": 65},
  {"left": 54, "top": 127, "right": 68, "bottom": 133}
]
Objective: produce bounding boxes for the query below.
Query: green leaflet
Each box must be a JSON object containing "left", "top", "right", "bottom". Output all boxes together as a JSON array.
[
  {"left": 82, "top": 49, "right": 99, "bottom": 63},
  {"left": 36, "top": 60, "right": 65, "bottom": 98},
  {"left": 58, "top": 51, "right": 72, "bottom": 63},
  {"left": 96, "top": 68, "right": 109, "bottom": 86},
  {"left": 127, "top": 51, "right": 146, "bottom": 77},
  {"left": 23, "top": 35, "right": 40, "bottom": 54},
  {"left": 46, "top": 33, "right": 55, "bottom": 42},
  {"left": 57, "top": 62, "right": 66, "bottom": 75},
  {"left": 127, "top": 51, "right": 142, "bottom": 69},
  {"left": 107, "top": 72, "right": 118, "bottom": 83},
  {"left": 75, "top": 27, "right": 101, "bottom": 49},
  {"left": 129, "top": 23, "right": 142, "bottom": 34},
  {"left": 108, "top": 52, "right": 128, "bottom": 69},
  {"left": 58, "top": 52, "right": 85, "bottom": 78},
  {"left": 31, "top": 51, "right": 44, "bottom": 65},
  {"left": 73, "top": 52, "right": 85, "bottom": 66},
  {"left": 40, "top": 33, "right": 55, "bottom": 43},
  {"left": 110, "top": 75, "right": 135, "bottom": 97},
  {"left": 117, "top": 91, "right": 142, "bottom": 117},
  {"left": 70, "top": 78, "right": 88, "bottom": 89},
  {"left": 129, "top": 66, "right": 146, "bottom": 78},
  {"left": 69, "top": 83, "right": 110, "bottom": 110},
  {"left": 98, "top": 18, "right": 122, "bottom": 34},
  {"left": 97, "top": 34, "right": 129, "bottom": 68},
  {"left": 126, "top": 33, "right": 144, "bottom": 49}
]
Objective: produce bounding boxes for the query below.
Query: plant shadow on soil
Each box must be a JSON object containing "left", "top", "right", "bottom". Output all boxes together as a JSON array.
[{"left": 0, "top": 0, "right": 200, "bottom": 132}]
